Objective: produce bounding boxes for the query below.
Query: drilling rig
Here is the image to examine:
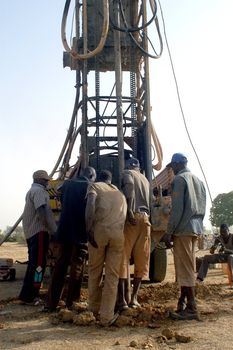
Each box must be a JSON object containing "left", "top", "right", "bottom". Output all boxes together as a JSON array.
[
  {"left": 1, "top": 0, "right": 172, "bottom": 282},
  {"left": 54, "top": 0, "right": 163, "bottom": 182},
  {"left": 51, "top": 0, "right": 170, "bottom": 282}
]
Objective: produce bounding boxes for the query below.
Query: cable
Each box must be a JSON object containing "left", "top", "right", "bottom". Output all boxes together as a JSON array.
[
  {"left": 113, "top": 0, "right": 163, "bottom": 59},
  {"left": 110, "top": 0, "right": 158, "bottom": 33},
  {"left": 157, "top": 0, "right": 213, "bottom": 204}
]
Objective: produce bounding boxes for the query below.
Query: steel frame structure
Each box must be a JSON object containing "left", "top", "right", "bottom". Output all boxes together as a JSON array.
[{"left": 62, "top": 0, "right": 155, "bottom": 186}]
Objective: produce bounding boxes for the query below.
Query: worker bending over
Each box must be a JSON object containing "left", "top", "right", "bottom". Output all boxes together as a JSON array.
[
  {"left": 44, "top": 166, "right": 96, "bottom": 311},
  {"left": 86, "top": 170, "right": 127, "bottom": 326}
]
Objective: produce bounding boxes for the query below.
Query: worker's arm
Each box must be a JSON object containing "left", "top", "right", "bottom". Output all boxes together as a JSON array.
[
  {"left": 166, "top": 176, "right": 185, "bottom": 235},
  {"left": 223, "top": 234, "right": 233, "bottom": 254},
  {"left": 210, "top": 237, "right": 221, "bottom": 254},
  {"left": 122, "top": 172, "right": 136, "bottom": 225},
  {"left": 85, "top": 192, "right": 98, "bottom": 248},
  {"left": 161, "top": 177, "right": 186, "bottom": 248},
  {"left": 37, "top": 205, "right": 57, "bottom": 234},
  {"left": 209, "top": 245, "right": 216, "bottom": 254}
]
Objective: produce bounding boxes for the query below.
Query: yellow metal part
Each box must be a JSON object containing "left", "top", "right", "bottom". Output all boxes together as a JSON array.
[{"left": 47, "top": 180, "right": 63, "bottom": 222}]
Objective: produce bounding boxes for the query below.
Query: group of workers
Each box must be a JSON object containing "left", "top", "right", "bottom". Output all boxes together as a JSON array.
[
  {"left": 18, "top": 157, "right": 151, "bottom": 326},
  {"left": 19, "top": 152, "right": 232, "bottom": 324}
]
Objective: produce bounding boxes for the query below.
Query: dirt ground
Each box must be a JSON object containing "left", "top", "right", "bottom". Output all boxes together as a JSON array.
[{"left": 1, "top": 242, "right": 233, "bottom": 350}]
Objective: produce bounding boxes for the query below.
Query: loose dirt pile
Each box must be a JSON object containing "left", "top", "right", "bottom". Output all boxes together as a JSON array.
[{"left": 1, "top": 242, "right": 233, "bottom": 349}]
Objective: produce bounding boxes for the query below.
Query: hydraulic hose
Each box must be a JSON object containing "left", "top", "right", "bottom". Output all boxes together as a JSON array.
[
  {"left": 49, "top": 72, "right": 81, "bottom": 178},
  {"left": 113, "top": 0, "right": 163, "bottom": 59},
  {"left": 111, "top": 0, "right": 158, "bottom": 33},
  {"left": 61, "top": 0, "right": 109, "bottom": 60},
  {"left": 151, "top": 123, "right": 163, "bottom": 171}
]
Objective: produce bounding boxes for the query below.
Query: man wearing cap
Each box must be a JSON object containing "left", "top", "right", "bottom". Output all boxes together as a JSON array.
[
  {"left": 162, "top": 153, "right": 206, "bottom": 320},
  {"left": 117, "top": 157, "right": 151, "bottom": 310},
  {"left": 44, "top": 166, "right": 96, "bottom": 311},
  {"left": 197, "top": 224, "right": 233, "bottom": 283},
  {"left": 19, "top": 170, "right": 57, "bottom": 305}
]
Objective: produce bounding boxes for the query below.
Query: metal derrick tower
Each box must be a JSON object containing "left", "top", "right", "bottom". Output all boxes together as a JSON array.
[
  {"left": 59, "top": 0, "right": 163, "bottom": 186},
  {"left": 0, "top": 2, "right": 168, "bottom": 279}
]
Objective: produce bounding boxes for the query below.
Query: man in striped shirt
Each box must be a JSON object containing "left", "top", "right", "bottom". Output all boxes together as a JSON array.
[{"left": 19, "top": 170, "right": 57, "bottom": 305}]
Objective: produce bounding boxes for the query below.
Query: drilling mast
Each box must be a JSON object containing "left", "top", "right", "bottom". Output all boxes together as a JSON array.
[
  {"left": 58, "top": 0, "right": 163, "bottom": 186},
  {"left": 0, "top": 2, "right": 167, "bottom": 281}
]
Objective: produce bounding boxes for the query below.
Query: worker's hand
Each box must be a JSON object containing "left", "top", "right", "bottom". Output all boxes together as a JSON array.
[
  {"left": 128, "top": 212, "right": 137, "bottom": 225},
  {"left": 87, "top": 231, "right": 98, "bottom": 249},
  {"left": 209, "top": 246, "right": 215, "bottom": 254},
  {"left": 160, "top": 233, "right": 173, "bottom": 249}
]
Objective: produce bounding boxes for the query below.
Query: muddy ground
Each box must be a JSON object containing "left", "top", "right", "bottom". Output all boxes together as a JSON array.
[{"left": 0, "top": 242, "right": 233, "bottom": 350}]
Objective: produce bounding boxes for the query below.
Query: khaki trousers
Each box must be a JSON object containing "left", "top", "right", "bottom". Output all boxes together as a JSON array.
[
  {"left": 119, "top": 213, "right": 151, "bottom": 279},
  {"left": 173, "top": 235, "right": 197, "bottom": 287},
  {"left": 88, "top": 225, "right": 124, "bottom": 323}
]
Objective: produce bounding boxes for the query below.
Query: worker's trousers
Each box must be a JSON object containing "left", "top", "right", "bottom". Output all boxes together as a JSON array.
[
  {"left": 88, "top": 225, "right": 124, "bottom": 323},
  {"left": 46, "top": 242, "right": 88, "bottom": 309},
  {"left": 197, "top": 253, "right": 233, "bottom": 281},
  {"left": 19, "top": 231, "right": 49, "bottom": 302},
  {"left": 173, "top": 235, "right": 197, "bottom": 287},
  {"left": 119, "top": 212, "right": 151, "bottom": 280}
]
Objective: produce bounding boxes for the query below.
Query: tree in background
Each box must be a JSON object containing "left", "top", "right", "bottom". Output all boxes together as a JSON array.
[
  {"left": 210, "top": 191, "right": 233, "bottom": 227},
  {"left": 2, "top": 226, "right": 25, "bottom": 243}
]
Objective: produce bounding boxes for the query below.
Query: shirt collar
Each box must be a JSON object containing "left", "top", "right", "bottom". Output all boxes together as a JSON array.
[
  {"left": 32, "top": 183, "right": 46, "bottom": 189},
  {"left": 177, "top": 167, "right": 190, "bottom": 175}
]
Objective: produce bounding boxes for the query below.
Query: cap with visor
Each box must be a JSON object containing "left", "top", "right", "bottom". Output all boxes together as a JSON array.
[
  {"left": 33, "top": 170, "right": 51, "bottom": 181},
  {"left": 166, "top": 153, "right": 188, "bottom": 168}
]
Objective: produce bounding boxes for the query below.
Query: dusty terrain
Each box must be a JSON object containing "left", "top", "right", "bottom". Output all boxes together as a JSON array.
[{"left": 1, "top": 242, "right": 233, "bottom": 350}]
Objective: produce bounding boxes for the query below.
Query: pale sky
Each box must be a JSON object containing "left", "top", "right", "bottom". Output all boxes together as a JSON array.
[{"left": 0, "top": 1, "right": 233, "bottom": 231}]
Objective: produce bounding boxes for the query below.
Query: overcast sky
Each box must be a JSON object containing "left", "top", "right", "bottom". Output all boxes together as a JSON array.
[{"left": 0, "top": 0, "right": 233, "bottom": 231}]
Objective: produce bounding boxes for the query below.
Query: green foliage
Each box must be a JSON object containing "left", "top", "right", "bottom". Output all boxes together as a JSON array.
[
  {"left": 2, "top": 226, "right": 26, "bottom": 243},
  {"left": 209, "top": 191, "right": 233, "bottom": 227},
  {"left": 0, "top": 229, "right": 4, "bottom": 242}
]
